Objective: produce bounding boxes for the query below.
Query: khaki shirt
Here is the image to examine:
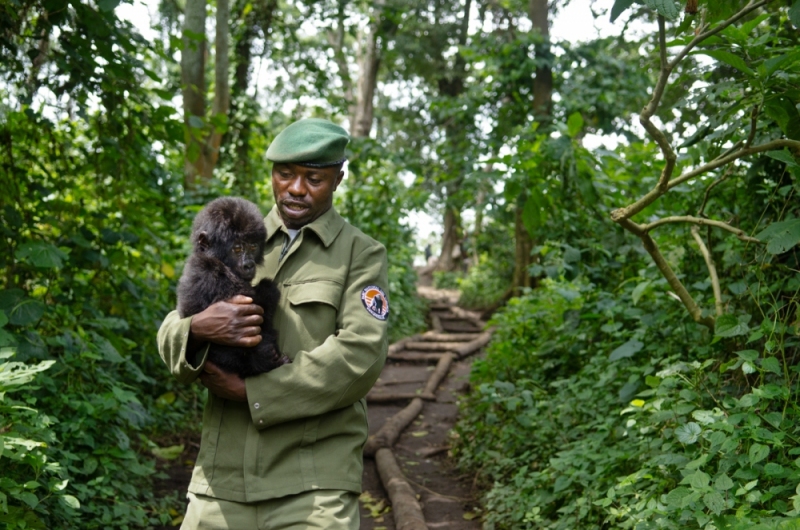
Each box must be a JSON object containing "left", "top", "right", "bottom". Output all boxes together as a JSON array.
[{"left": 157, "top": 206, "right": 389, "bottom": 502}]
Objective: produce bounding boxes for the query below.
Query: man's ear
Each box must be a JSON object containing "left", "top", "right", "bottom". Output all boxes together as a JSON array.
[
  {"left": 196, "top": 232, "right": 209, "bottom": 251},
  {"left": 333, "top": 170, "right": 344, "bottom": 191}
]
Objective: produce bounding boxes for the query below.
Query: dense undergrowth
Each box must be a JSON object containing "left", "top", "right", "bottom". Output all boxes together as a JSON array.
[{"left": 454, "top": 185, "right": 800, "bottom": 529}]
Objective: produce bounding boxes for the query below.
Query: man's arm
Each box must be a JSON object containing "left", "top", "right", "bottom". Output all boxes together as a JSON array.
[
  {"left": 156, "top": 295, "right": 265, "bottom": 387},
  {"left": 245, "top": 243, "right": 389, "bottom": 429}
]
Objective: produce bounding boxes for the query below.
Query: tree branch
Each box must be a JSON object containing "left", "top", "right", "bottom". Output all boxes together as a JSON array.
[
  {"left": 617, "top": 218, "right": 715, "bottom": 329},
  {"left": 697, "top": 164, "right": 734, "bottom": 218},
  {"left": 641, "top": 215, "right": 761, "bottom": 243},
  {"left": 611, "top": 139, "right": 800, "bottom": 221},
  {"left": 638, "top": 16, "right": 677, "bottom": 194},
  {"left": 691, "top": 225, "right": 723, "bottom": 317},
  {"left": 668, "top": 0, "right": 770, "bottom": 70}
]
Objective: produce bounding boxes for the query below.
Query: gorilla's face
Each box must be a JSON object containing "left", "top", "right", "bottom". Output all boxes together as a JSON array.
[
  {"left": 225, "top": 238, "right": 263, "bottom": 282},
  {"left": 271, "top": 163, "right": 344, "bottom": 229}
]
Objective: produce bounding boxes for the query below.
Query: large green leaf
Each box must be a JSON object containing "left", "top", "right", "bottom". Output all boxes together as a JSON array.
[
  {"left": 15, "top": 242, "right": 69, "bottom": 269},
  {"left": 715, "top": 314, "right": 751, "bottom": 338},
  {"left": 610, "top": 0, "right": 637, "bottom": 22},
  {"left": 790, "top": 0, "right": 800, "bottom": 27},
  {"left": 609, "top": 339, "right": 643, "bottom": 361},
  {"left": 8, "top": 299, "right": 46, "bottom": 327},
  {"left": 699, "top": 49, "right": 754, "bottom": 76},
  {"left": 755, "top": 218, "right": 800, "bottom": 254}
]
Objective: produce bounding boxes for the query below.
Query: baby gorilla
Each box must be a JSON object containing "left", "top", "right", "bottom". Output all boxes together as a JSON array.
[{"left": 177, "top": 197, "right": 289, "bottom": 378}]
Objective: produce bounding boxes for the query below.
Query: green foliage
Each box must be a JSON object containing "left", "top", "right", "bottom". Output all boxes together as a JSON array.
[
  {"left": 432, "top": 271, "right": 463, "bottom": 290},
  {"left": 455, "top": 7, "right": 800, "bottom": 528},
  {"left": 0, "top": 349, "right": 72, "bottom": 529},
  {"left": 457, "top": 251, "right": 514, "bottom": 310}
]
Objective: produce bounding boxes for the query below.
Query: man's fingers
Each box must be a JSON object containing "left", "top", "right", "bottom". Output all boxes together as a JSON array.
[
  {"left": 227, "top": 295, "right": 254, "bottom": 304},
  {"left": 240, "top": 314, "right": 264, "bottom": 327},
  {"left": 234, "top": 302, "right": 264, "bottom": 316},
  {"left": 239, "top": 334, "right": 263, "bottom": 347}
]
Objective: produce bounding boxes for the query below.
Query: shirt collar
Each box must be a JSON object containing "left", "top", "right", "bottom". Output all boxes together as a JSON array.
[{"left": 265, "top": 205, "right": 345, "bottom": 248}]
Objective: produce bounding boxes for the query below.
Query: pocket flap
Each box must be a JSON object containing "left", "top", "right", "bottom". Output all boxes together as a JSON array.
[{"left": 287, "top": 281, "right": 341, "bottom": 309}]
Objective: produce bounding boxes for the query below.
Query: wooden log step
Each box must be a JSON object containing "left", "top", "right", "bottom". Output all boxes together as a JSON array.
[
  {"left": 375, "top": 448, "right": 428, "bottom": 530},
  {"left": 454, "top": 329, "right": 494, "bottom": 358},
  {"left": 364, "top": 397, "right": 424, "bottom": 457},
  {"left": 403, "top": 341, "right": 460, "bottom": 352},
  {"left": 388, "top": 334, "right": 422, "bottom": 356},
  {"left": 422, "top": 353, "right": 454, "bottom": 396},
  {"left": 366, "top": 392, "right": 435, "bottom": 403},
  {"left": 388, "top": 352, "right": 444, "bottom": 362},
  {"left": 420, "top": 331, "right": 480, "bottom": 342}
]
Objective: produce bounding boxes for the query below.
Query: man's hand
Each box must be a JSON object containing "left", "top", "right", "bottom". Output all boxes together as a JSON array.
[
  {"left": 190, "top": 295, "right": 265, "bottom": 348},
  {"left": 199, "top": 361, "right": 247, "bottom": 402}
]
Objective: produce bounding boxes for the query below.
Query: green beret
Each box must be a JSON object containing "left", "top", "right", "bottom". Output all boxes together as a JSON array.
[{"left": 266, "top": 118, "right": 350, "bottom": 167}]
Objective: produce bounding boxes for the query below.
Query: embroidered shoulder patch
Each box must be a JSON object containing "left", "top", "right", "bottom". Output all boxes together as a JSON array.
[{"left": 361, "top": 285, "right": 389, "bottom": 321}]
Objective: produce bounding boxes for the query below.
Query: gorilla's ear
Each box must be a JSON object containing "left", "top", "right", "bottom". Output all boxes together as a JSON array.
[{"left": 196, "top": 231, "right": 209, "bottom": 252}]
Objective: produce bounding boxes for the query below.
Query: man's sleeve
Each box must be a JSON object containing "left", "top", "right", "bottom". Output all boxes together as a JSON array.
[
  {"left": 245, "top": 242, "right": 389, "bottom": 429},
  {"left": 156, "top": 310, "right": 210, "bottom": 384}
]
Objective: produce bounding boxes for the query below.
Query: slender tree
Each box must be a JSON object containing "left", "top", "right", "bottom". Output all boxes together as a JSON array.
[{"left": 182, "top": 0, "right": 231, "bottom": 188}]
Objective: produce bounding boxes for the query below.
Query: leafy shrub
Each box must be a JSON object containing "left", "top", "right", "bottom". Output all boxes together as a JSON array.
[
  {"left": 433, "top": 270, "right": 463, "bottom": 290},
  {"left": 0, "top": 348, "right": 75, "bottom": 529},
  {"left": 455, "top": 262, "right": 800, "bottom": 529},
  {"left": 458, "top": 251, "right": 513, "bottom": 310}
]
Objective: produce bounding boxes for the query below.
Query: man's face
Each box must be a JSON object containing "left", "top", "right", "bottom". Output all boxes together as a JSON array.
[{"left": 271, "top": 163, "right": 344, "bottom": 229}]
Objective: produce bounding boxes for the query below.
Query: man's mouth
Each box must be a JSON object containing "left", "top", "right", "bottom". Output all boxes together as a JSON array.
[{"left": 282, "top": 201, "right": 309, "bottom": 212}]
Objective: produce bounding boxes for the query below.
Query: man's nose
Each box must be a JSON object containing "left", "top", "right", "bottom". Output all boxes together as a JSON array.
[{"left": 288, "top": 177, "right": 306, "bottom": 195}]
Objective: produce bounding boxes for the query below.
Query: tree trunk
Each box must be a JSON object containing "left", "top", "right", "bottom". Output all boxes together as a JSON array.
[
  {"left": 433, "top": 0, "right": 472, "bottom": 273},
  {"left": 181, "top": 0, "right": 232, "bottom": 189},
  {"left": 182, "top": 0, "right": 208, "bottom": 188},
  {"left": 512, "top": 0, "right": 551, "bottom": 291},
  {"left": 229, "top": 0, "right": 277, "bottom": 197},
  {"left": 350, "top": 13, "right": 381, "bottom": 138},
  {"left": 201, "top": 0, "right": 231, "bottom": 180},
  {"left": 435, "top": 206, "right": 462, "bottom": 272}
]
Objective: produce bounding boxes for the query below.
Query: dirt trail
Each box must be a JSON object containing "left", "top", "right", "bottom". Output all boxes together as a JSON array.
[
  {"left": 359, "top": 286, "right": 487, "bottom": 530},
  {"left": 154, "top": 286, "right": 487, "bottom": 529}
]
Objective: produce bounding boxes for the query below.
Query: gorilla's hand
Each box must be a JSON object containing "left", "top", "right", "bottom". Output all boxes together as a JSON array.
[
  {"left": 190, "top": 295, "right": 264, "bottom": 348},
  {"left": 200, "top": 361, "right": 247, "bottom": 402}
]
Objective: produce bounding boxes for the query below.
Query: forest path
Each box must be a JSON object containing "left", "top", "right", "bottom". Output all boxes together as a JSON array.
[{"left": 359, "top": 286, "right": 491, "bottom": 530}]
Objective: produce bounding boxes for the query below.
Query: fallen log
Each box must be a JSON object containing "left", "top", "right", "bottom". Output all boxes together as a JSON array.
[
  {"left": 364, "top": 397, "right": 424, "bottom": 457},
  {"left": 388, "top": 352, "right": 444, "bottom": 363},
  {"left": 367, "top": 392, "right": 435, "bottom": 403},
  {"left": 405, "top": 341, "right": 465, "bottom": 352},
  {"left": 375, "top": 448, "right": 428, "bottom": 530},
  {"left": 454, "top": 329, "right": 494, "bottom": 358},
  {"left": 422, "top": 353, "right": 454, "bottom": 396},
  {"left": 448, "top": 306, "right": 486, "bottom": 327},
  {"left": 420, "top": 331, "right": 480, "bottom": 342},
  {"left": 387, "top": 334, "right": 422, "bottom": 356}
]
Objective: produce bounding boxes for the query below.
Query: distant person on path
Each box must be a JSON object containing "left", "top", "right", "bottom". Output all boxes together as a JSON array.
[{"left": 158, "top": 118, "right": 389, "bottom": 529}]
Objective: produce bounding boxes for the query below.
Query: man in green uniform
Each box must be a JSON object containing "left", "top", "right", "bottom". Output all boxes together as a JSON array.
[{"left": 157, "top": 118, "right": 389, "bottom": 529}]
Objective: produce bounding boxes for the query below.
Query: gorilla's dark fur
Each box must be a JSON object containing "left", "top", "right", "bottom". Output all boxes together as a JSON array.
[{"left": 177, "top": 197, "right": 289, "bottom": 378}]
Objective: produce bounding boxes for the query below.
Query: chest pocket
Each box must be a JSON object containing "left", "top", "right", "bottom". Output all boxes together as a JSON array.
[{"left": 286, "top": 281, "right": 342, "bottom": 348}]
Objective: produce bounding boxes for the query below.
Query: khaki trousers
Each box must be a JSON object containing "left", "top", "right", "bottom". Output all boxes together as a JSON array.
[{"left": 180, "top": 490, "right": 359, "bottom": 530}]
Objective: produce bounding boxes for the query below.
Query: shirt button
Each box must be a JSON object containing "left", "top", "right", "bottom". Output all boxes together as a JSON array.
[{"left": 254, "top": 403, "right": 260, "bottom": 409}]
